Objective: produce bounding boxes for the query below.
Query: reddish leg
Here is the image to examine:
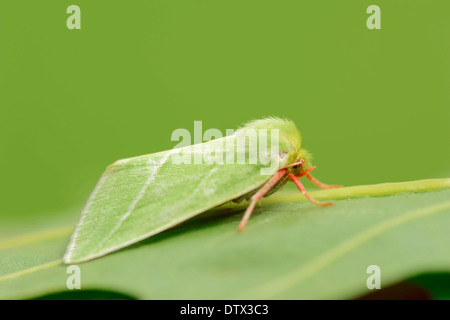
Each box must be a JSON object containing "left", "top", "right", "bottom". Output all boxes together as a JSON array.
[
  {"left": 238, "top": 169, "right": 287, "bottom": 232},
  {"left": 288, "top": 173, "right": 333, "bottom": 207},
  {"left": 306, "top": 172, "right": 341, "bottom": 189},
  {"left": 296, "top": 166, "right": 317, "bottom": 178}
]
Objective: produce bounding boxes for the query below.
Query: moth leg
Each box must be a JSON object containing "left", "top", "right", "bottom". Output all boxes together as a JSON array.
[
  {"left": 237, "top": 169, "right": 287, "bottom": 232},
  {"left": 305, "top": 172, "right": 341, "bottom": 189},
  {"left": 288, "top": 173, "right": 333, "bottom": 207},
  {"left": 296, "top": 166, "right": 317, "bottom": 178}
]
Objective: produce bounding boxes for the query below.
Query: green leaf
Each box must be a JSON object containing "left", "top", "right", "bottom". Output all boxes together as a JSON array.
[{"left": 1, "top": 178, "right": 450, "bottom": 299}]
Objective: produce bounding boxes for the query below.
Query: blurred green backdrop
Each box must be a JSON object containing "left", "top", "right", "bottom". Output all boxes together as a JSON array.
[{"left": 0, "top": 1, "right": 449, "bottom": 223}]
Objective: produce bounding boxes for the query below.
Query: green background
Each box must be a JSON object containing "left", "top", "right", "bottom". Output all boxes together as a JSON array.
[{"left": 0, "top": 0, "right": 449, "bottom": 224}]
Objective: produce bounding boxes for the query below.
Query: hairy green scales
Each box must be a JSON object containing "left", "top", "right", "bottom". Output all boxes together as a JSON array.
[{"left": 65, "top": 118, "right": 306, "bottom": 263}]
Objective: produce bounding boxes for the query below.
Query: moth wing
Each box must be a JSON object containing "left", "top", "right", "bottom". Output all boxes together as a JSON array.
[{"left": 64, "top": 136, "right": 279, "bottom": 263}]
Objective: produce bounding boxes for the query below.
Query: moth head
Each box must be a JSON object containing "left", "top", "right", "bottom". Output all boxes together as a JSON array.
[{"left": 297, "top": 148, "right": 313, "bottom": 173}]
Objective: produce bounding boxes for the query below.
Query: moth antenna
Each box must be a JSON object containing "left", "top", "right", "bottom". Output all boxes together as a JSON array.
[
  {"left": 238, "top": 169, "right": 287, "bottom": 232},
  {"left": 285, "top": 159, "right": 304, "bottom": 168},
  {"left": 288, "top": 173, "right": 333, "bottom": 207}
]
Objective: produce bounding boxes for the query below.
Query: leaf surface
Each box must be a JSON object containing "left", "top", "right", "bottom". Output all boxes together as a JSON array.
[{"left": 1, "top": 178, "right": 450, "bottom": 299}]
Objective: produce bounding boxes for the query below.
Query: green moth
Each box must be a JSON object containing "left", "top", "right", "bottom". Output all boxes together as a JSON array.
[{"left": 64, "top": 117, "right": 339, "bottom": 263}]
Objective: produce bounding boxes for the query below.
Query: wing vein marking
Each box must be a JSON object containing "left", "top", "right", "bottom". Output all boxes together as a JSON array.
[
  {"left": 64, "top": 165, "right": 115, "bottom": 261},
  {"left": 98, "top": 149, "right": 177, "bottom": 248}
]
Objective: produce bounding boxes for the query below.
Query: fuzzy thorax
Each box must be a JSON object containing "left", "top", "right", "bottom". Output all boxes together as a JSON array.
[{"left": 240, "top": 117, "right": 312, "bottom": 170}]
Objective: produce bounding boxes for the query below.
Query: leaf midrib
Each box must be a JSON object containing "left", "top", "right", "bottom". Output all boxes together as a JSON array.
[{"left": 237, "top": 199, "right": 450, "bottom": 298}]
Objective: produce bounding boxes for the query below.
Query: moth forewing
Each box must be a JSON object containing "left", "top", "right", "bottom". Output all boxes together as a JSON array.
[{"left": 64, "top": 127, "right": 292, "bottom": 263}]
